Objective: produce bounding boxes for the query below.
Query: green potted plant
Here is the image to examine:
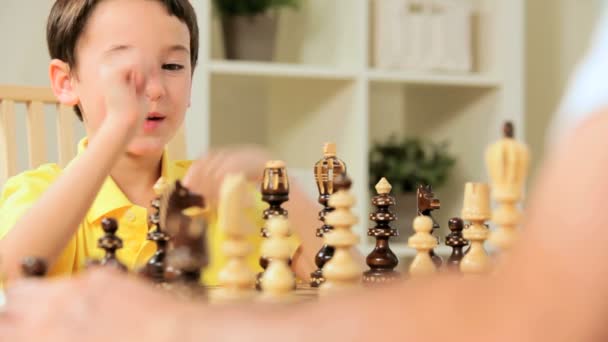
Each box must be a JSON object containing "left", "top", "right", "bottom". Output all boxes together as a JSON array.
[
  {"left": 214, "top": 0, "right": 300, "bottom": 61},
  {"left": 369, "top": 135, "right": 456, "bottom": 240}
]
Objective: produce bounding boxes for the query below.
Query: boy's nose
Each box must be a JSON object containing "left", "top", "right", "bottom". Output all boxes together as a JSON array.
[{"left": 145, "top": 74, "right": 165, "bottom": 102}]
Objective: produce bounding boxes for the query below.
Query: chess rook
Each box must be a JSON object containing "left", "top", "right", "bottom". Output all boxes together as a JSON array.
[
  {"left": 363, "top": 177, "right": 400, "bottom": 284},
  {"left": 260, "top": 216, "right": 296, "bottom": 302},
  {"left": 460, "top": 183, "right": 492, "bottom": 275},
  {"left": 320, "top": 174, "right": 362, "bottom": 296},
  {"left": 257, "top": 160, "right": 290, "bottom": 290},
  {"left": 408, "top": 216, "right": 438, "bottom": 277},
  {"left": 98, "top": 218, "right": 127, "bottom": 272},
  {"left": 417, "top": 184, "right": 442, "bottom": 268},
  {"left": 311, "top": 142, "right": 347, "bottom": 287},
  {"left": 486, "top": 122, "right": 530, "bottom": 252}
]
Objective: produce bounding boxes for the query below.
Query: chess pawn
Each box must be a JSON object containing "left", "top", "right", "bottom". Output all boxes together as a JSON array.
[
  {"left": 311, "top": 142, "right": 347, "bottom": 287},
  {"left": 408, "top": 216, "right": 438, "bottom": 277},
  {"left": 445, "top": 217, "right": 468, "bottom": 271},
  {"left": 99, "top": 218, "right": 127, "bottom": 272},
  {"left": 320, "top": 174, "right": 362, "bottom": 296},
  {"left": 363, "top": 177, "right": 400, "bottom": 284},
  {"left": 257, "top": 160, "right": 290, "bottom": 290},
  {"left": 486, "top": 122, "right": 530, "bottom": 252},
  {"left": 260, "top": 216, "right": 296, "bottom": 302},
  {"left": 417, "top": 184, "right": 442, "bottom": 268},
  {"left": 460, "top": 183, "right": 492, "bottom": 275},
  {"left": 214, "top": 174, "right": 256, "bottom": 303},
  {"left": 21, "top": 257, "right": 47, "bottom": 278}
]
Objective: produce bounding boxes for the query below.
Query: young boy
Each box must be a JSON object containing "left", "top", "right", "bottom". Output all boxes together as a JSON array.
[{"left": 0, "top": 0, "right": 321, "bottom": 284}]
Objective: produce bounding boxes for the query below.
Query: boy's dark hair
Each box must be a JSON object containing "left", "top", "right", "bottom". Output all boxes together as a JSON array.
[{"left": 46, "top": 0, "right": 199, "bottom": 121}]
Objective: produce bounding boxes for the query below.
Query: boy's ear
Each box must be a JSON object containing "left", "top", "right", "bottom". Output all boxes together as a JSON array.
[{"left": 49, "top": 59, "right": 79, "bottom": 106}]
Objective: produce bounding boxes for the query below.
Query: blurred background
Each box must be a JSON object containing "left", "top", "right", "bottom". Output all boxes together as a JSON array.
[{"left": 0, "top": 0, "right": 602, "bottom": 256}]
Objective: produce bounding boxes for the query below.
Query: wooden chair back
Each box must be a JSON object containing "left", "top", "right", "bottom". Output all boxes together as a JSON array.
[{"left": 0, "top": 85, "right": 187, "bottom": 186}]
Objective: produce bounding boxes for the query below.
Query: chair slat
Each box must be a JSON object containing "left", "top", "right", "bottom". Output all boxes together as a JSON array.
[
  {"left": 0, "top": 100, "right": 18, "bottom": 185},
  {"left": 56, "top": 104, "right": 76, "bottom": 167},
  {"left": 26, "top": 101, "right": 47, "bottom": 169},
  {"left": 0, "top": 86, "right": 57, "bottom": 103},
  {"left": 0, "top": 85, "right": 188, "bottom": 181}
]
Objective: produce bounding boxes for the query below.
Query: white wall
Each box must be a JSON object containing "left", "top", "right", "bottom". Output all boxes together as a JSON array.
[
  {"left": 0, "top": 1, "right": 53, "bottom": 86},
  {"left": 525, "top": 0, "right": 602, "bottom": 182}
]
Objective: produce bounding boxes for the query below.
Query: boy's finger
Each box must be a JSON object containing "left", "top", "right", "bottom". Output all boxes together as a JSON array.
[{"left": 183, "top": 157, "right": 211, "bottom": 193}]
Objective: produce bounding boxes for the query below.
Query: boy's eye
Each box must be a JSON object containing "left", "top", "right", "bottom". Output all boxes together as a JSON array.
[{"left": 163, "top": 63, "right": 184, "bottom": 71}]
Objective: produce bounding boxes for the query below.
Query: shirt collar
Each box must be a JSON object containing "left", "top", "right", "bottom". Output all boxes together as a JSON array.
[{"left": 76, "top": 138, "right": 172, "bottom": 223}]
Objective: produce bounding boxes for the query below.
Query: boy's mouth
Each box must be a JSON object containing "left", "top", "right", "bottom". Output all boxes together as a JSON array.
[
  {"left": 143, "top": 112, "right": 166, "bottom": 132},
  {"left": 146, "top": 112, "right": 165, "bottom": 121}
]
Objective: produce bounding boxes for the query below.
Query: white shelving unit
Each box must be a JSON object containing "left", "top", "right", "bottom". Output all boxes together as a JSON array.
[
  {"left": 209, "top": 61, "right": 359, "bottom": 80},
  {"left": 187, "top": 0, "right": 524, "bottom": 258},
  {"left": 367, "top": 69, "right": 501, "bottom": 87}
]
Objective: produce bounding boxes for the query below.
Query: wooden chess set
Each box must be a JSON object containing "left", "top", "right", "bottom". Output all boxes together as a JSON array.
[{"left": 12, "top": 121, "right": 529, "bottom": 304}]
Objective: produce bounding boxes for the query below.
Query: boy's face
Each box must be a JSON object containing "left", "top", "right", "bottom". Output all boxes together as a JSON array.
[{"left": 72, "top": 0, "right": 192, "bottom": 156}]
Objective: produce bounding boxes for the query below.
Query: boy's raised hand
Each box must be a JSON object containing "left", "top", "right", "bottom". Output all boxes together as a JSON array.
[
  {"left": 99, "top": 50, "right": 149, "bottom": 143},
  {"left": 182, "top": 145, "right": 273, "bottom": 206}
]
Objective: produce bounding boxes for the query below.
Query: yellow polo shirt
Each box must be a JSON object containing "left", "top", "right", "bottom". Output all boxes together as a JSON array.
[{"left": 0, "top": 139, "right": 296, "bottom": 285}]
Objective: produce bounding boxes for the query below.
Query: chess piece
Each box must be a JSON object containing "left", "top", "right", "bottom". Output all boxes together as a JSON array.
[
  {"left": 214, "top": 174, "right": 256, "bottom": 303},
  {"left": 142, "top": 177, "right": 171, "bottom": 283},
  {"left": 460, "top": 183, "right": 492, "bottom": 274},
  {"left": 257, "top": 160, "right": 290, "bottom": 290},
  {"left": 311, "top": 142, "right": 347, "bottom": 287},
  {"left": 98, "top": 218, "right": 127, "bottom": 272},
  {"left": 163, "top": 181, "right": 208, "bottom": 296},
  {"left": 408, "top": 216, "right": 438, "bottom": 276},
  {"left": 363, "top": 177, "right": 400, "bottom": 284},
  {"left": 417, "top": 184, "right": 442, "bottom": 268},
  {"left": 260, "top": 216, "right": 296, "bottom": 302},
  {"left": 175, "top": 206, "right": 207, "bottom": 279},
  {"left": 21, "top": 257, "right": 47, "bottom": 277},
  {"left": 163, "top": 180, "right": 206, "bottom": 237},
  {"left": 486, "top": 122, "right": 530, "bottom": 252},
  {"left": 260, "top": 160, "right": 290, "bottom": 237},
  {"left": 319, "top": 174, "right": 362, "bottom": 296},
  {"left": 445, "top": 217, "right": 468, "bottom": 271}
]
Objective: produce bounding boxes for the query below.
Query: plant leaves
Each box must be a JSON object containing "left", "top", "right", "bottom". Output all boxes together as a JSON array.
[{"left": 369, "top": 135, "right": 456, "bottom": 194}]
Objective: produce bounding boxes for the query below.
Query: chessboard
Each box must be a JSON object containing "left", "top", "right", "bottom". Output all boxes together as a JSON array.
[
  {"left": 7, "top": 121, "right": 529, "bottom": 305},
  {"left": 206, "top": 283, "right": 319, "bottom": 301}
]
